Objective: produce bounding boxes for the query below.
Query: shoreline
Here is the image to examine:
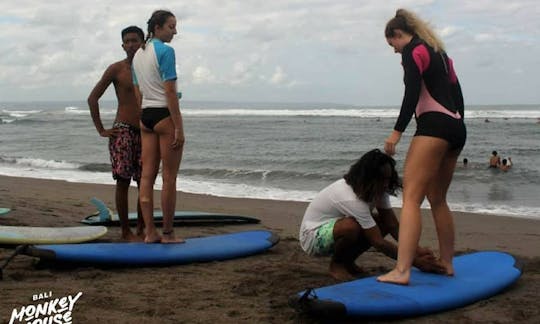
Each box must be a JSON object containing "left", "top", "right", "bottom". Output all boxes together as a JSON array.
[
  {"left": 1, "top": 175, "right": 539, "bottom": 323},
  {"left": 1, "top": 171, "right": 539, "bottom": 220}
]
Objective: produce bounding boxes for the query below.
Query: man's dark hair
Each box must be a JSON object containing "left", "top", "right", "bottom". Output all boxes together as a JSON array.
[
  {"left": 121, "top": 26, "right": 144, "bottom": 41},
  {"left": 343, "top": 149, "right": 402, "bottom": 202}
]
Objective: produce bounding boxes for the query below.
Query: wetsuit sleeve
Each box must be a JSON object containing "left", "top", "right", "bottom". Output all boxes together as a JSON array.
[
  {"left": 394, "top": 45, "right": 423, "bottom": 132},
  {"left": 448, "top": 58, "right": 464, "bottom": 118},
  {"left": 452, "top": 80, "right": 464, "bottom": 118}
]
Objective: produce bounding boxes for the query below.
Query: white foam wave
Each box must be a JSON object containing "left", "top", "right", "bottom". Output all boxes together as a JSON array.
[
  {"left": 64, "top": 106, "right": 88, "bottom": 115},
  {"left": 466, "top": 110, "right": 540, "bottom": 119},
  {"left": 387, "top": 196, "right": 540, "bottom": 220},
  {"left": 182, "top": 108, "right": 400, "bottom": 118},
  {"left": 9, "top": 157, "right": 80, "bottom": 170},
  {"left": 0, "top": 164, "right": 538, "bottom": 220},
  {"left": 64, "top": 106, "right": 116, "bottom": 116},
  {"left": 177, "top": 178, "right": 316, "bottom": 202},
  {"left": 1, "top": 109, "right": 42, "bottom": 118},
  {"left": 181, "top": 108, "right": 540, "bottom": 119}
]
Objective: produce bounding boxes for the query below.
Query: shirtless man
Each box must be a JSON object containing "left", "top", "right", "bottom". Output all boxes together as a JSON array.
[{"left": 88, "top": 26, "right": 145, "bottom": 241}]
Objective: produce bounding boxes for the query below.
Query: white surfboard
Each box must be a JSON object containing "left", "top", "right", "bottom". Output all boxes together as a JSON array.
[{"left": 0, "top": 225, "right": 107, "bottom": 244}]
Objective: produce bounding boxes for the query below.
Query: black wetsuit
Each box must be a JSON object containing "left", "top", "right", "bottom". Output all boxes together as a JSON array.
[{"left": 395, "top": 36, "right": 466, "bottom": 150}]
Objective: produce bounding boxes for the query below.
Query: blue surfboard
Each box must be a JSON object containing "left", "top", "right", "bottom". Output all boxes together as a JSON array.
[
  {"left": 25, "top": 230, "right": 278, "bottom": 266},
  {"left": 290, "top": 251, "right": 522, "bottom": 318},
  {"left": 0, "top": 208, "right": 10, "bottom": 216}
]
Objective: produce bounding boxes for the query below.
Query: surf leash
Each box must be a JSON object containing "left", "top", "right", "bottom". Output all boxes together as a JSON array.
[{"left": 0, "top": 244, "right": 29, "bottom": 280}]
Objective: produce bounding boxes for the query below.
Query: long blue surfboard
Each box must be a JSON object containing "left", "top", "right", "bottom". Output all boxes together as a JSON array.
[
  {"left": 25, "top": 230, "right": 278, "bottom": 266},
  {"left": 290, "top": 251, "right": 522, "bottom": 318},
  {"left": 0, "top": 208, "right": 10, "bottom": 216}
]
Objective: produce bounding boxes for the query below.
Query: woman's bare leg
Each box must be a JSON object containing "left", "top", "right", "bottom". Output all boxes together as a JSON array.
[
  {"left": 155, "top": 117, "right": 184, "bottom": 243},
  {"left": 377, "top": 136, "right": 448, "bottom": 284},
  {"left": 426, "top": 148, "right": 461, "bottom": 275}
]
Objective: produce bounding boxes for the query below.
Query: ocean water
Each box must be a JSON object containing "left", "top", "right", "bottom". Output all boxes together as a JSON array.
[{"left": 1, "top": 101, "right": 539, "bottom": 220}]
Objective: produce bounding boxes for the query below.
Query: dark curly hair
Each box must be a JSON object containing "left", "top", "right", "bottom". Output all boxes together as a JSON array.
[
  {"left": 343, "top": 149, "right": 402, "bottom": 202},
  {"left": 121, "top": 26, "right": 144, "bottom": 42}
]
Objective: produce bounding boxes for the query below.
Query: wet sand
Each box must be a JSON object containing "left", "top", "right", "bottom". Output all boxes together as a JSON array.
[{"left": 0, "top": 175, "right": 539, "bottom": 323}]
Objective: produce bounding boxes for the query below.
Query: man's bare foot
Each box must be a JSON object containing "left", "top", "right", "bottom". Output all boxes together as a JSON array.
[
  {"left": 161, "top": 230, "right": 186, "bottom": 244},
  {"left": 121, "top": 231, "right": 144, "bottom": 242},
  {"left": 136, "top": 231, "right": 145, "bottom": 240},
  {"left": 144, "top": 230, "right": 162, "bottom": 243},
  {"left": 136, "top": 226, "right": 144, "bottom": 237},
  {"left": 437, "top": 259, "right": 454, "bottom": 276},
  {"left": 377, "top": 268, "right": 410, "bottom": 285},
  {"left": 329, "top": 261, "right": 355, "bottom": 281},
  {"left": 136, "top": 218, "right": 145, "bottom": 238},
  {"left": 135, "top": 227, "right": 145, "bottom": 240},
  {"left": 346, "top": 263, "right": 364, "bottom": 276}
]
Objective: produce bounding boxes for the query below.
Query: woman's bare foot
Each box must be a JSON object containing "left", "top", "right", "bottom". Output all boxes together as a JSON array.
[
  {"left": 161, "top": 230, "right": 185, "bottom": 244},
  {"left": 377, "top": 268, "right": 410, "bottom": 285},
  {"left": 144, "top": 229, "right": 162, "bottom": 243},
  {"left": 329, "top": 261, "right": 355, "bottom": 281}
]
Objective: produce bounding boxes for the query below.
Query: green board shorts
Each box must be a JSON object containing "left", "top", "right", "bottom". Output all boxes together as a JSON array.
[{"left": 313, "top": 219, "right": 337, "bottom": 256}]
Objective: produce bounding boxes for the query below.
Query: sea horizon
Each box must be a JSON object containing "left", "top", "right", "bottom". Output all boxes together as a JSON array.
[{"left": 1, "top": 101, "right": 539, "bottom": 220}]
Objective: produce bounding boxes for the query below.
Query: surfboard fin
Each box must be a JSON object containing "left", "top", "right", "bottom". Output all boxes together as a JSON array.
[{"left": 90, "top": 197, "right": 114, "bottom": 222}]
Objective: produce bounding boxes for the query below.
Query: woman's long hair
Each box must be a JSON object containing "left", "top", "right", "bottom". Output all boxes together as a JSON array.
[
  {"left": 343, "top": 149, "right": 402, "bottom": 202},
  {"left": 385, "top": 8, "right": 445, "bottom": 52}
]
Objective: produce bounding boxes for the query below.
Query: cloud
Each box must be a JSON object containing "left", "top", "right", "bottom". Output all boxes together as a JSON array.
[
  {"left": 270, "top": 66, "right": 287, "bottom": 85},
  {"left": 0, "top": 1, "right": 539, "bottom": 104},
  {"left": 192, "top": 66, "right": 218, "bottom": 85}
]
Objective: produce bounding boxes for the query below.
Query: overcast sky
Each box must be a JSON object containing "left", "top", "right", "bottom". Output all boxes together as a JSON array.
[{"left": 1, "top": 1, "right": 539, "bottom": 106}]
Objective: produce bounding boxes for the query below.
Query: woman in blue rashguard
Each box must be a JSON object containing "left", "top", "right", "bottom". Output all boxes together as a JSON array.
[
  {"left": 377, "top": 9, "right": 466, "bottom": 285},
  {"left": 132, "top": 10, "right": 185, "bottom": 243}
]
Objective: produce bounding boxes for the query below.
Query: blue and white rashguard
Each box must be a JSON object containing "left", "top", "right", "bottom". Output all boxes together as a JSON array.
[{"left": 132, "top": 38, "right": 177, "bottom": 109}]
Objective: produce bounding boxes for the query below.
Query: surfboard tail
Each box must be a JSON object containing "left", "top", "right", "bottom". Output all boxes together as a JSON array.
[{"left": 288, "top": 288, "right": 347, "bottom": 318}]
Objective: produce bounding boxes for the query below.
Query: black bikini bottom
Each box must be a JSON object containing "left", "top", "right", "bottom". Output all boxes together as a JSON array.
[{"left": 141, "top": 108, "right": 170, "bottom": 130}]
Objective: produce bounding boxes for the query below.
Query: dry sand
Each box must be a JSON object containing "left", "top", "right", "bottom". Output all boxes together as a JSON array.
[{"left": 0, "top": 175, "right": 539, "bottom": 323}]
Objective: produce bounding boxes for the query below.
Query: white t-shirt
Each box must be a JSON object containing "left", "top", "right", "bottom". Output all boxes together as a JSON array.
[
  {"left": 132, "top": 38, "right": 177, "bottom": 108},
  {"left": 299, "top": 178, "right": 391, "bottom": 255}
]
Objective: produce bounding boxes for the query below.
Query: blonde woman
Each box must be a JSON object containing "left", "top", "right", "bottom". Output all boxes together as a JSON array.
[
  {"left": 377, "top": 9, "right": 466, "bottom": 285},
  {"left": 132, "top": 10, "right": 185, "bottom": 243}
]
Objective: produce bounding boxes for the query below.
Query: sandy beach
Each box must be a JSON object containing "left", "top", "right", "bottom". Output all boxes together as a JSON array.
[{"left": 0, "top": 175, "right": 539, "bottom": 323}]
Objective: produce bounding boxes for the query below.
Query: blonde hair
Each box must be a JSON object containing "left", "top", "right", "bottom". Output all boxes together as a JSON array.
[{"left": 385, "top": 8, "right": 445, "bottom": 52}]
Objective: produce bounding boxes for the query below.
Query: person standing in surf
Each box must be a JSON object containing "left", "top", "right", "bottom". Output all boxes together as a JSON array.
[
  {"left": 132, "top": 10, "right": 185, "bottom": 243},
  {"left": 88, "top": 26, "right": 145, "bottom": 242},
  {"left": 377, "top": 9, "right": 466, "bottom": 285}
]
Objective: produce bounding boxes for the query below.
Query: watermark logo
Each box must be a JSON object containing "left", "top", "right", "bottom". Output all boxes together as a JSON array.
[{"left": 8, "top": 291, "right": 82, "bottom": 324}]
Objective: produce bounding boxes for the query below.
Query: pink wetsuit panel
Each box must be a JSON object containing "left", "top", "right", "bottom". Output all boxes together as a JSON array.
[{"left": 412, "top": 45, "right": 461, "bottom": 119}]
